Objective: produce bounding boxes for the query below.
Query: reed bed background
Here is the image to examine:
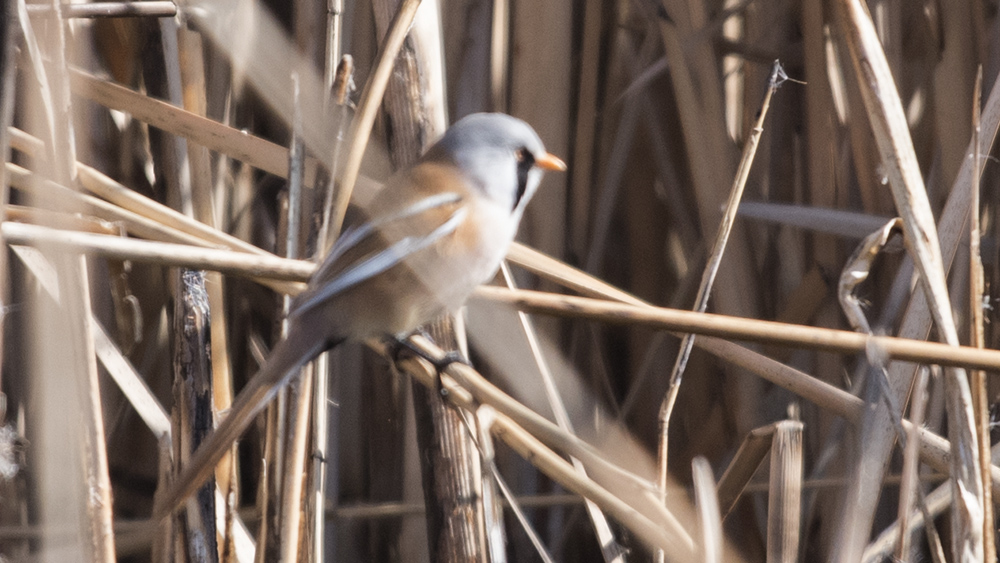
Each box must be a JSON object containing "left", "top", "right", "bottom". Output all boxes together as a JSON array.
[{"left": 1, "top": 0, "right": 999, "bottom": 561}]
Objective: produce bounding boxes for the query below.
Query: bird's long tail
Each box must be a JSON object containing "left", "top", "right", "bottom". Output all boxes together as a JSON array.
[{"left": 153, "top": 327, "right": 331, "bottom": 521}]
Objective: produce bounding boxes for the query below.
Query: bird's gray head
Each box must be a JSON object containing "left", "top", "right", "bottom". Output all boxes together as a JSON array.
[{"left": 428, "top": 113, "right": 564, "bottom": 214}]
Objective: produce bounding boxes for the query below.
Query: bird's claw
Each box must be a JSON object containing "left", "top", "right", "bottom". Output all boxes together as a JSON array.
[{"left": 389, "top": 337, "right": 468, "bottom": 397}]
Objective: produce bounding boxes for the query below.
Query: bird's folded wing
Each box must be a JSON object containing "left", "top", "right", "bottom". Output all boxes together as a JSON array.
[{"left": 291, "top": 191, "right": 467, "bottom": 318}]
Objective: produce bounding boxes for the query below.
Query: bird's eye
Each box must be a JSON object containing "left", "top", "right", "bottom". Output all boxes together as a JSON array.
[{"left": 512, "top": 147, "right": 534, "bottom": 212}]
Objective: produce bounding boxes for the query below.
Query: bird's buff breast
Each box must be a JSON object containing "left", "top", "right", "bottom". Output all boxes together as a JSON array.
[{"left": 401, "top": 200, "right": 515, "bottom": 323}]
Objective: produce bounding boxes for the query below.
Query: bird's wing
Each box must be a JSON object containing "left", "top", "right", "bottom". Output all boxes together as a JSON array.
[{"left": 290, "top": 189, "right": 467, "bottom": 319}]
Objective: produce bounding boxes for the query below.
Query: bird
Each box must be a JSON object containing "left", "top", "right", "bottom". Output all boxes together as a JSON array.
[{"left": 153, "top": 113, "right": 566, "bottom": 519}]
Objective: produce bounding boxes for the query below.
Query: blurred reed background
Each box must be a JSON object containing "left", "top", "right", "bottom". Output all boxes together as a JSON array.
[{"left": 1, "top": 0, "right": 999, "bottom": 561}]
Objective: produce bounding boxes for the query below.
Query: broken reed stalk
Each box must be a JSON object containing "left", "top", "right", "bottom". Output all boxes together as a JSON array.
[
  {"left": 172, "top": 271, "right": 219, "bottom": 562},
  {"left": 716, "top": 424, "right": 778, "bottom": 521},
  {"left": 326, "top": 0, "right": 422, "bottom": 242},
  {"left": 176, "top": 28, "right": 239, "bottom": 553},
  {"left": 323, "top": 0, "right": 345, "bottom": 101},
  {"left": 835, "top": 0, "right": 983, "bottom": 557},
  {"left": 766, "top": 421, "right": 803, "bottom": 563},
  {"left": 316, "top": 56, "right": 354, "bottom": 256},
  {"left": 655, "top": 61, "right": 783, "bottom": 518}
]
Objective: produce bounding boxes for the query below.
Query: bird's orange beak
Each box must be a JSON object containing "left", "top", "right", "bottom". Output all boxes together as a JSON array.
[{"left": 535, "top": 152, "right": 567, "bottom": 172}]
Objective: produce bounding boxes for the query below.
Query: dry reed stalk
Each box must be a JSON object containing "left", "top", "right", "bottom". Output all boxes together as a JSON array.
[
  {"left": 315, "top": 56, "right": 354, "bottom": 256},
  {"left": 365, "top": 2, "right": 483, "bottom": 557},
  {"left": 69, "top": 69, "right": 307, "bottom": 182},
  {"left": 1, "top": 222, "right": 313, "bottom": 283},
  {"left": 21, "top": 2, "right": 116, "bottom": 558},
  {"left": 473, "top": 407, "right": 512, "bottom": 563},
  {"left": 655, "top": 6, "right": 758, "bottom": 487},
  {"left": 765, "top": 421, "right": 802, "bottom": 563},
  {"left": 968, "top": 66, "right": 995, "bottom": 563},
  {"left": 835, "top": 0, "right": 982, "bottom": 557},
  {"left": 7, "top": 163, "right": 225, "bottom": 248},
  {"left": 488, "top": 411, "right": 694, "bottom": 560},
  {"left": 306, "top": 311, "right": 332, "bottom": 559},
  {"left": 582, "top": 33, "right": 656, "bottom": 276},
  {"left": 254, "top": 389, "right": 280, "bottom": 561},
  {"left": 894, "top": 367, "right": 932, "bottom": 560},
  {"left": 5, "top": 204, "right": 121, "bottom": 234},
  {"left": 173, "top": 271, "right": 220, "bottom": 562},
  {"left": 11, "top": 244, "right": 174, "bottom": 435},
  {"left": 800, "top": 0, "right": 837, "bottom": 232},
  {"left": 278, "top": 369, "right": 313, "bottom": 562},
  {"left": 475, "top": 287, "right": 1000, "bottom": 372},
  {"left": 736, "top": 202, "right": 891, "bottom": 240},
  {"left": 25, "top": 1, "right": 176, "bottom": 18},
  {"left": 716, "top": 423, "right": 779, "bottom": 520},
  {"left": 865, "top": 465, "right": 953, "bottom": 563},
  {"left": 0, "top": 0, "right": 14, "bottom": 411},
  {"left": 488, "top": 0, "right": 507, "bottom": 111},
  {"left": 71, "top": 255, "right": 117, "bottom": 563},
  {"left": 656, "top": 61, "right": 783, "bottom": 507},
  {"left": 507, "top": 0, "right": 571, "bottom": 259},
  {"left": 157, "top": 16, "right": 224, "bottom": 560},
  {"left": 177, "top": 29, "right": 240, "bottom": 554},
  {"left": 266, "top": 85, "right": 308, "bottom": 562},
  {"left": 831, "top": 49, "right": 1000, "bottom": 559},
  {"left": 16, "top": 1, "right": 67, "bottom": 182},
  {"left": 92, "top": 321, "right": 173, "bottom": 438},
  {"left": 498, "top": 262, "right": 623, "bottom": 563},
  {"left": 565, "top": 0, "right": 601, "bottom": 262},
  {"left": 153, "top": 435, "right": 174, "bottom": 563},
  {"left": 691, "top": 457, "right": 722, "bottom": 563},
  {"left": 836, "top": 220, "right": 948, "bottom": 557}
]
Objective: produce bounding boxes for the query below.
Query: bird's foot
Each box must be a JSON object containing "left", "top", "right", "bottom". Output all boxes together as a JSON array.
[{"left": 389, "top": 336, "right": 468, "bottom": 397}]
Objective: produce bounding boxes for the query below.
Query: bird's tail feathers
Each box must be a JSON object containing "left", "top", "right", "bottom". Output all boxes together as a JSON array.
[{"left": 153, "top": 329, "right": 329, "bottom": 520}]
